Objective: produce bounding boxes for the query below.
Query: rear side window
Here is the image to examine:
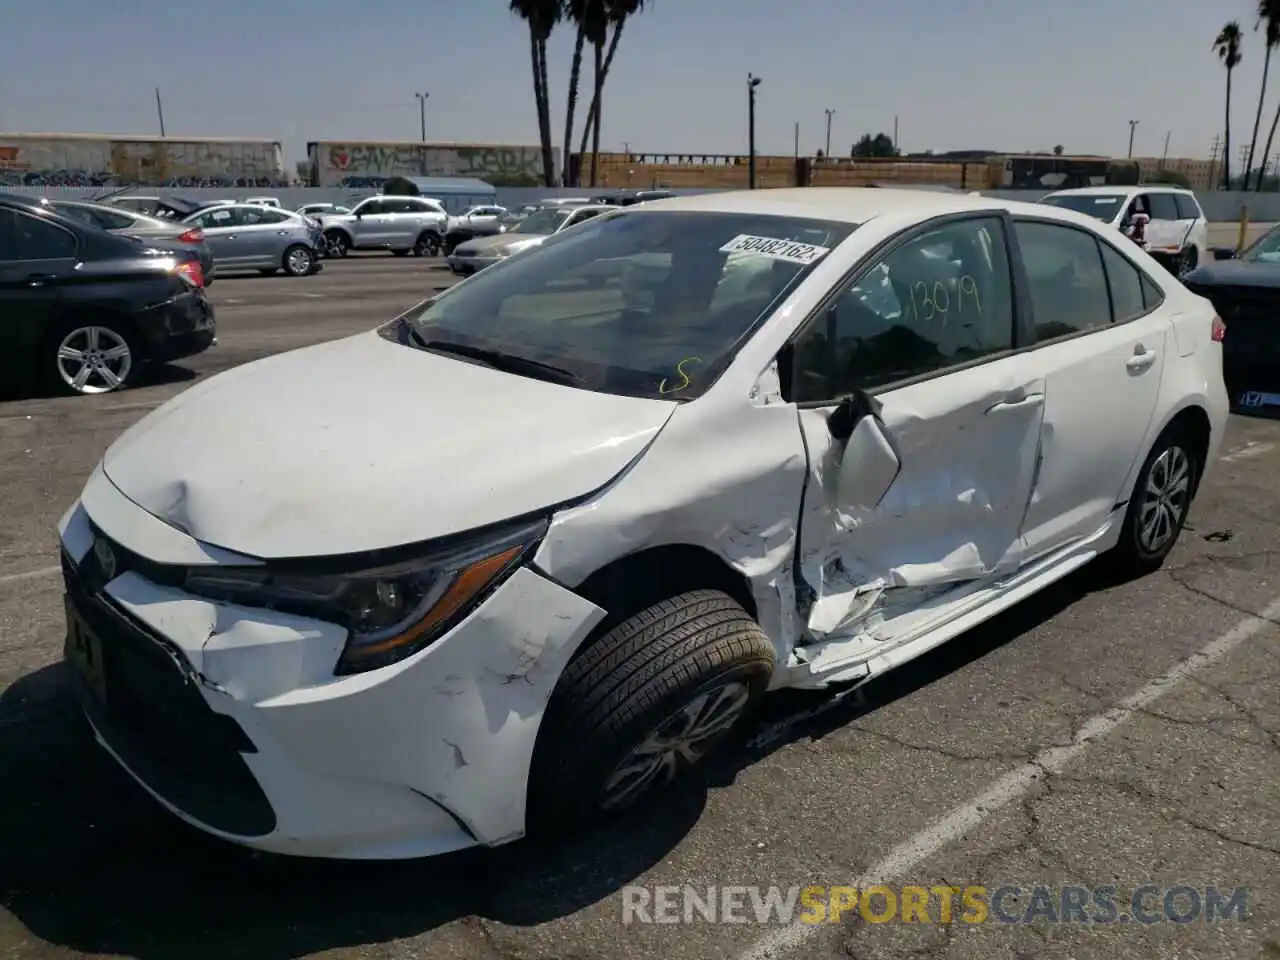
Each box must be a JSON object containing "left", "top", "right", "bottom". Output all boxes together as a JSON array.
[
  {"left": 1147, "top": 193, "right": 1180, "bottom": 221},
  {"left": 1174, "top": 194, "right": 1202, "bottom": 220},
  {"left": 1098, "top": 241, "right": 1147, "bottom": 322},
  {"left": 1141, "top": 274, "right": 1164, "bottom": 310},
  {"left": 250, "top": 209, "right": 290, "bottom": 224},
  {"left": 0, "top": 210, "right": 78, "bottom": 261},
  {"left": 1013, "top": 220, "right": 1110, "bottom": 341}
]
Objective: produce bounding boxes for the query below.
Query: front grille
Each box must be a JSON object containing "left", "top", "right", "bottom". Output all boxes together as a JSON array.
[{"left": 63, "top": 550, "right": 277, "bottom": 837}]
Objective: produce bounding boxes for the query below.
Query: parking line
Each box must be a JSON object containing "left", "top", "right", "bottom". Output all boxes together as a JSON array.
[
  {"left": 0, "top": 565, "right": 60, "bottom": 585},
  {"left": 738, "top": 593, "right": 1280, "bottom": 960},
  {"left": 1220, "top": 440, "right": 1275, "bottom": 463}
]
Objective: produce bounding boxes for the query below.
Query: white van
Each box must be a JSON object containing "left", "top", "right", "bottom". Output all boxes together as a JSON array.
[{"left": 1038, "top": 185, "right": 1210, "bottom": 277}]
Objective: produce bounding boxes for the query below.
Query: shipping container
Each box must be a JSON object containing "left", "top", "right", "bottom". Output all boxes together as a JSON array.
[
  {"left": 0, "top": 133, "right": 287, "bottom": 187},
  {"left": 306, "top": 140, "right": 555, "bottom": 188}
]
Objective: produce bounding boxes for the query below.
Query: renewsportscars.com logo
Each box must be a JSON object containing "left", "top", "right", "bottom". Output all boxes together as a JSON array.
[{"left": 621, "top": 884, "right": 1249, "bottom": 925}]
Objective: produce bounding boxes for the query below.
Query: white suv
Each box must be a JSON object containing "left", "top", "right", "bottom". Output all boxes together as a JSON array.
[{"left": 1038, "top": 185, "right": 1209, "bottom": 277}]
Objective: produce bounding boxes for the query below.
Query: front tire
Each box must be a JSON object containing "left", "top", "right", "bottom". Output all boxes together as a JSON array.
[
  {"left": 413, "top": 232, "right": 440, "bottom": 257},
  {"left": 323, "top": 230, "right": 350, "bottom": 258},
  {"left": 1107, "top": 424, "right": 1199, "bottom": 575},
  {"left": 44, "top": 318, "right": 142, "bottom": 396},
  {"left": 527, "top": 590, "right": 774, "bottom": 837}
]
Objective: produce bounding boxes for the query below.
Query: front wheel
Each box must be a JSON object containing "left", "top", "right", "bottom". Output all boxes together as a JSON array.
[
  {"left": 1107, "top": 424, "right": 1199, "bottom": 575},
  {"left": 413, "top": 232, "right": 440, "bottom": 257},
  {"left": 526, "top": 590, "right": 775, "bottom": 837},
  {"left": 323, "top": 230, "right": 350, "bottom": 258},
  {"left": 45, "top": 319, "right": 142, "bottom": 396}
]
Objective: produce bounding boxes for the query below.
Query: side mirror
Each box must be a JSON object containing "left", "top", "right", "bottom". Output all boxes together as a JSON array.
[
  {"left": 828, "top": 391, "right": 901, "bottom": 511},
  {"left": 1212, "top": 247, "right": 1237, "bottom": 261}
]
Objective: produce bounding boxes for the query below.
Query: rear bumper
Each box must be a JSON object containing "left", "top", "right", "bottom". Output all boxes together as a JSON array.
[{"left": 135, "top": 292, "right": 216, "bottom": 362}]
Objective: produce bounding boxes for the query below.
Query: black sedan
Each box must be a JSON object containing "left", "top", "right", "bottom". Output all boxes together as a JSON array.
[
  {"left": 0, "top": 192, "right": 215, "bottom": 396},
  {"left": 1182, "top": 226, "right": 1280, "bottom": 415}
]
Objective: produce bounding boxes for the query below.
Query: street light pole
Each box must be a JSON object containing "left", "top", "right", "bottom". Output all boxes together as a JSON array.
[
  {"left": 747, "top": 73, "right": 762, "bottom": 189},
  {"left": 824, "top": 109, "right": 835, "bottom": 157},
  {"left": 1127, "top": 119, "right": 1139, "bottom": 158},
  {"left": 414, "top": 92, "right": 429, "bottom": 142}
]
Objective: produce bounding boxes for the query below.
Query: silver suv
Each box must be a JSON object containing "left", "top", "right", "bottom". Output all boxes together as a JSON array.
[{"left": 318, "top": 196, "right": 448, "bottom": 258}]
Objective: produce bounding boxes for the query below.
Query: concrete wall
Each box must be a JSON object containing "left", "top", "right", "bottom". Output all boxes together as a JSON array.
[
  {"left": 307, "top": 142, "right": 557, "bottom": 187},
  {"left": 0, "top": 136, "right": 285, "bottom": 187},
  {"left": 5, "top": 184, "right": 1280, "bottom": 224}
]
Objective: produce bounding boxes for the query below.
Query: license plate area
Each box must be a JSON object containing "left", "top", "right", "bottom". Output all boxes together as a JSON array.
[
  {"left": 1237, "top": 391, "right": 1280, "bottom": 409},
  {"left": 64, "top": 594, "right": 107, "bottom": 704}
]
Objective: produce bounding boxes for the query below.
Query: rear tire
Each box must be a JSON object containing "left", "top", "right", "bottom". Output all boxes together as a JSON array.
[
  {"left": 43, "top": 317, "right": 143, "bottom": 396},
  {"left": 282, "top": 244, "right": 315, "bottom": 277},
  {"left": 526, "top": 589, "right": 774, "bottom": 838},
  {"left": 1106, "top": 423, "right": 1199, "bottom": 576}
]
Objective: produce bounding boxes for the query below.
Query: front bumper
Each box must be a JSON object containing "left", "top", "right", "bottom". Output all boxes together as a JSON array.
[
  {"left": 446, "top": 254, "right": 500, "bottom": 275},
  {"left": 58, "top": 471, "right": 606, "bottom": 859}
]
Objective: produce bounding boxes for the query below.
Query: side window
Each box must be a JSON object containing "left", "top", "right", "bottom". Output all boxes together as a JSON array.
[
  {"left": 1141, "top": 274, "right": 1164, "bottom": 310},
  {"left": 356, "top": 199, "right": 384, "bottom": 215},
  {"left": 1146, "top": 193, "right": 1180, "bottom": 221},
  {"left": 567, "top": 208, "right": 603, "bottom": 227},
  {"left": 789, "top": 216, "right": 1015, "bottom": 402},
  {"left": 1014, "top": 220, "right": 1110, "bottom": 341},
  {"left": 201, "top": 207, "right": 237, "bottom": 228},
  {"left": 1174, "top": 194, "right": 1201, "bottom": 220},
  {"left": 381, "top": 198, "right": 415, "bottom": 214},
  {"left": 1, "top": 210, "right": 78, "bottom": 260},
  {"left": 238, "top": 207, "right": 268, "bottom": 225},
  {"left": 1098, "top": 241, "right": 1147, "bottom": 323},
  {"left": 252, "top": 209, "right": 289, "bottom": 224}
]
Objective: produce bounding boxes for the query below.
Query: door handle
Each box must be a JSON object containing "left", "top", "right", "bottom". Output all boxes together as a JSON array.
[
  {"left": 985, "top": 393, "right": 1045, "bottom": 415},
  {"left": 1126, "top": 347, "right": 1157, "bottom": 373},
  {"left": 25, "top": 273, "right": 57, "bottom": 286}
]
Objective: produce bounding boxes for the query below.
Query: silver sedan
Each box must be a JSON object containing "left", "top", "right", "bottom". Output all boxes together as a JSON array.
[
  {"left": 447, "top": 204, "right": 611, "bottom": 275},
  {"left": 181, "top": 204, "right": 324, "bottom": 277}
]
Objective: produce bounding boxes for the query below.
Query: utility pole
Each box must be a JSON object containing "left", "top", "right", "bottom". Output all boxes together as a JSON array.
[
  {"left": 1161, "top": 130, "right": 1170, "bottom": 166},
  {"left": 1208, "top": 133, "right": 1222, "bottom": 191},
  {"left": 1127, "top": 119, "right": 1139, "bottom": 158},
  {"left": 794, "top": 122, "right": 799, "bottom": 159},
  {"left": 414, "top": 92, "right": 429, "bottom": 142},
  {"left": 893, "top": 115, "right": 899, "bottom": 152},
  {"left": 824, "top": 109, "right": 835, "bottom": 157},
  {"left": 747, "top": 73, "right": 761, "bottom": 189},
  {"left": 1239, "top": 143, "right": 1251, "bottom": 188},
  {"left": 154, "top": 87, "right": 166, "bottom": 137}
]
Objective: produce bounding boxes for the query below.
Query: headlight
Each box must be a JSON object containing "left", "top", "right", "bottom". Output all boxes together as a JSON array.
[{"left": 182, "top": 518, "right": 547, "bottom": 675}]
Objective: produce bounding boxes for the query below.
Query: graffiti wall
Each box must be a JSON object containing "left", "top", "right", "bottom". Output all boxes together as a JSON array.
[
  {"left": 308, "top": 141, "right": 556, "bottom": 187},
  {"left": 0, "top": 136, "right": 287, "bottom": 187}
]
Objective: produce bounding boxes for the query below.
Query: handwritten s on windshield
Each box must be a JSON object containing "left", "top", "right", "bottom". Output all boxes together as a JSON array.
[{"left": 658, "top": 356, "right": 703, "bottom": 394}]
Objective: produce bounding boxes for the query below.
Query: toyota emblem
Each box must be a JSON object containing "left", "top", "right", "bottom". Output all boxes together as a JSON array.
[{"left": 93, "top": 537, "right": 117, "bottom": 581}]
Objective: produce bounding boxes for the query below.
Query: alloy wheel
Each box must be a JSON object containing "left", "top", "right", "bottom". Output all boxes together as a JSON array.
[{"left": 56, "top": 326, "right": 133, "bottom": 395}]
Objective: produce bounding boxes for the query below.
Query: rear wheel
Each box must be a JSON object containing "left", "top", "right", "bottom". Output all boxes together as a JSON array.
[
  {"left": 282, "top": 244, "right": 315, "bottom": 277},
  {"left": 526, "top": 590, "right": 774, "bottom": 837},
  {"left": 44, "top": 318, "right": 142, "bottom": 396},
  {"left": 1107, "top": 424, "right": 1199, "bottom": 575}
]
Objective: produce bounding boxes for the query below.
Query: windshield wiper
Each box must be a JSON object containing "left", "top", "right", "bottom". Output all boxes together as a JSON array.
[{"left": 418, "top": 338, "right": 584, "bottom": 387}]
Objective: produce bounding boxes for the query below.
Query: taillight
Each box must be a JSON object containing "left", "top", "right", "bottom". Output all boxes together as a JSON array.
[
  {"left": 177, "top": 228, "right": 204, "bottom": 243},
  {"left": 174, "top": 260, "right": 204, "bottom": 288},
  {"left": 1211, "top": 314, "right": 1226, "bottom": 342}
]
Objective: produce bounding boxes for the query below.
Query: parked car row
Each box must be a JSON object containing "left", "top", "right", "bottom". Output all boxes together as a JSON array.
[{"left": 0, "top": 191, "right": 215, "bottom": 396}]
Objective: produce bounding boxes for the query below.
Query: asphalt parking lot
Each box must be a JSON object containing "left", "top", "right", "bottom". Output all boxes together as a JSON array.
[{"left": 1, "top": 253, "right": 1279, "bottom": 960}]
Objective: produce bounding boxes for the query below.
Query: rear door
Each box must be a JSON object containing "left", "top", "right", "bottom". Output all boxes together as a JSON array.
[
  {"left": 236, "top": 206, "right": 293, "bottom": 266},
  {"left": 1009, "top": 218, "right": 1168, "bottom": 557},
  {"left": 380, "top": 197, "right": 421, "bottom": 246},
  {"left": 0, "top": 208, "right": 80, "bottom": 380},
  {"left": 1173, "top": 193, "right": 1207, "bottom": 259}
]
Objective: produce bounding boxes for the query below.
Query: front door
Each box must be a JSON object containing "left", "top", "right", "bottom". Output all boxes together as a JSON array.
[
  {"left": 350, "top": 199, "right": 388, "bottom": 247},
  {"left": 194, "top": 206, "right": 248, "bottom": 268},
  {"left": 786, "top": 213, "right": 1045, "bottom": 639},
  {"left": 1009, "top": 218, "right": 1167, "bottom": 557},
  {"left": 0, "top": 208, "right": 79, "bottom": 385}
]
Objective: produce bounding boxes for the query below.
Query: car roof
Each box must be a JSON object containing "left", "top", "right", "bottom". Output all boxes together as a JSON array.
[
  {"left": 629, "top": 186, "right": 1092, "bottom": 226},
  {"left": 1043, "top": 185, "right": 1192, "bottom": 197}
]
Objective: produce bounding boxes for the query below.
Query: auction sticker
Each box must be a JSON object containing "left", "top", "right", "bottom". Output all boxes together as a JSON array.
[{"left": 719, "top": 234, "right": 830, "bottom": 265}]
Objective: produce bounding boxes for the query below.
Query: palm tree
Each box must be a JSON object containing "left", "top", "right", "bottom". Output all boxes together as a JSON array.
[
  {"left": 1245, "top": 1, "right": 1280, "bottom": 191},
  {"left": 510, "top": 0, "right": 562, "bottom": 186},
  {"left": 563, "top": 0, "right": 601, "bottom": 189},
  {"left": 1256, "top": 6, "right": 1280, "bottom": 189},
  {"left": 1215, "top": 21, "right": 1244, "bottom": 190},
  {"left": 577, "top": 0, "right": 648, "bottom": 187}
]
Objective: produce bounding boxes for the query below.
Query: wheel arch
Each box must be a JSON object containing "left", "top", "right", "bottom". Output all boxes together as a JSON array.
[{"left": 1123, "top": 402, "right": 1213, "bottom": 507}]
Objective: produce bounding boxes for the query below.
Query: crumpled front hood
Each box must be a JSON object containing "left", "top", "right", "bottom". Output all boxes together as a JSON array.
[{"left": 101, "top": 331, "right": 675, "bottom": 559}]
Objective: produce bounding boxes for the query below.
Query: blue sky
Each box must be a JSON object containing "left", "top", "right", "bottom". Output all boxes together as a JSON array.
[{"left": 0, "top": 0, "right": 1268, "bottom": 167}]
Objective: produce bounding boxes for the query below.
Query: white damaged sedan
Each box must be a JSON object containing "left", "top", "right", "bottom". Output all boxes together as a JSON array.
[{"left": 59, "top": 188, "right": 1228, "bottom": 859}]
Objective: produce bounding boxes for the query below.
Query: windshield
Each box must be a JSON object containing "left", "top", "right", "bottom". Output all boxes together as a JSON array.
[
  {"left": 1240, "top": 225, "right": 1280, "bottom": 262},
  {"left": 507, "top": 208, "right": 570, "bottom": 234},
  {"left": 1039, "top": 193, "right": 1126, "bottom": 222},
  {"left": 397, "top": 210, "right": 856, "bottom": 400}
]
